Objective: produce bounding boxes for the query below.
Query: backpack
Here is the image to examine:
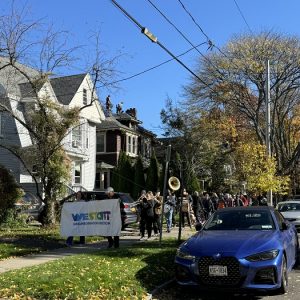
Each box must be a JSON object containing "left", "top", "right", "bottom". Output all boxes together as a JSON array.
[{"left": 146, "top": 201, "right": 154, "bottom": 217}]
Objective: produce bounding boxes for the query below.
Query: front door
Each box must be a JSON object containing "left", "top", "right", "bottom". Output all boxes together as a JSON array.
[{"left": 95, "top": 171, "right": 110, "bottom": 190}]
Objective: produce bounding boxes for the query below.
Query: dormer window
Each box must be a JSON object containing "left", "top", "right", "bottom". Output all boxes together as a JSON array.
[{"left": 83, "top": 88, "right": 87, "bottom": 105}]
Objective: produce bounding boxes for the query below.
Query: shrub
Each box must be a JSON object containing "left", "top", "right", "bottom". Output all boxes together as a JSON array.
[
  {"left": 0, "top": 164, "right": 23, "bottom": 224},
  {"left": 0, "top": 208, "right": 28, "bottom": 228}
]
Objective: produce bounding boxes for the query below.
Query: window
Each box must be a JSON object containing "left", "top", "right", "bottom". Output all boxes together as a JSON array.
[
  {"left": 96, "top": 132, "right": 105, "bottom": 152},
  {"left": 72, "top": 125, "right": 82, "bottom": 148},
  {"left": 127, "top": 136, "right": 132, "bottom": 153},
  {"left": 32, "top": 165, "right": 38, "bottom": 175},
  {"left": 145, "top": 141, "right": 151, "bottom": 157},
  {"left": 83, "top": 88, "right": 87, "bottom": 105},
  {"left": 126, "top": 134, "right": 138, "bottom": 155},
  {"left": 132, "top": 137, "right": 136, "bottom": 154},
  {"left": 74, "top": 162, "right": 81, "bottom": 184}
]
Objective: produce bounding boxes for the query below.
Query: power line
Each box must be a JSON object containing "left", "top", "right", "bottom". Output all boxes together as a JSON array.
[
  {"left": 110, "top": 0, "right": 214, "bottom": 90},
  {"left": 175, "top": 0, "right": 255, "bottom": 84},
  {"left": 175, "top": 0, "right": 231, "bottom": 57},
  {"left": 99, "top": 42, "right": 207, "bottom": 88},
  {"left": 146, "top": 0, "right": 208, "bottom": 55},
  {"left": 233, "top": 0, "right": 253, "bottom": 34},
  {"left": 177, "top": 0, "right": 212, "bottom": 45}
]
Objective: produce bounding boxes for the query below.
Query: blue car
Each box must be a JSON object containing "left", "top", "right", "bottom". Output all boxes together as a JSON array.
[{"left": 175, "top": 206, "right": 299, "bottom": 294}]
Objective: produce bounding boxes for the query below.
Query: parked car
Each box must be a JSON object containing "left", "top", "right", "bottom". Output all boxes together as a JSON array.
[
  {"left": 175, "top": 206, "right": 298, "bottom": 295},
  {"left": 276, "top": 200, "right": 300, "bottom": 232},
  {"left": 66, "top": 191, "right": 138, "bottom": 229},
  {"left": 15, "top": 192, "right": 45, "bottom": 222}
]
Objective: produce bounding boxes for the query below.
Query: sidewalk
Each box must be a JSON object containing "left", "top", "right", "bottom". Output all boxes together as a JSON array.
[{"left": 0, "top": 226, "right": 195, "bottom": 274}]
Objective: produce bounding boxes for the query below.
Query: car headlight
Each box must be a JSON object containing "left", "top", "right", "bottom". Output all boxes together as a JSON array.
[
  {"left": 176, "top": 248, "right": 196, "bottom": 261},
  {"left": 245, "top": 250, "right": 279, "bottom": 262}
]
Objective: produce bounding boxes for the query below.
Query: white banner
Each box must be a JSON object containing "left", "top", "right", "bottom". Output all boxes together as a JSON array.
[{"left": 60, "top": 199, "right": 121, "bottom": 237}]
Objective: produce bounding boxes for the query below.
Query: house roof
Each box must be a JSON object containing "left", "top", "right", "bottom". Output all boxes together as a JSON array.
[
  {"left": 50, "top": 74, "right": 86, "bottom": 105},
  {"left": 19, "top": 82, "right": 43, "bottom": 99},
  {"left": 97, "top": 116, "right": 136, "bottom": 133},
  {"left": 96, "top": 161, "right": 115, "bottom": 169},
  {"left": 113, "top": 112, "right": 142, "bottom": 124},
  {"left": 137, "top": 125, "right": 157, "bottom": 138},
  {"left": 0, "top": 56, "right": 40, "bottom": 97}
]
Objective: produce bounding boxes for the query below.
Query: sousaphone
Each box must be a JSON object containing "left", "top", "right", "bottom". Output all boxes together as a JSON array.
[{"left": 168, "top": 176, "right": 180, "bottom": 191}]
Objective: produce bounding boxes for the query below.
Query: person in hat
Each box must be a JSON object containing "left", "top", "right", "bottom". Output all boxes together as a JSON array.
[{"left": 105, "top": 187, "right": 124, "bottom": 248}]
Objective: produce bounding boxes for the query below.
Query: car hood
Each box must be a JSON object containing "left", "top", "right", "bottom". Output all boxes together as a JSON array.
[
  {"left": 280, "top": 211, "right": 300, "bottom": 219},
  {"left": 183, "top": 230, "right": 281, "bottom": 258}
]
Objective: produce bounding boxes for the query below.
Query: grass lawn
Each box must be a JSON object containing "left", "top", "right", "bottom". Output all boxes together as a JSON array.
[
  {"left": 0, "top": 224, "right": 103, "bottom": 260},
  {"left": 0, "top": 240, "right": 178, "bottom": 300},
  {"left": 0, "top": 225, "right": 63, "bottom": 260}
]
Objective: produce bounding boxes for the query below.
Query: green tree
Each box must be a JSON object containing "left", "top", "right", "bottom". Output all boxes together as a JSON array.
[
  {"left": 133, "top": 156, "right": 145, "bottom": 199},
  {"left": 184, "top": 31, "right": 300, "bottom": 177},
  {"left": 113, "top": 151, "right": 134, "bottom": 194},
  {"left": 146, "top": 152, "right": 159, "bottom": 193},
  {"left": 112, "top": 151, "right": 126, "bottom": 192},
  {"left": 0, "top": 165, "right": 23, "bottom": 224},
  {"left": 234, "top": 143, "right": 290, "bottom": 194},
  {"left": 111, "top": 167, "right": 120, "bottom": 192}
]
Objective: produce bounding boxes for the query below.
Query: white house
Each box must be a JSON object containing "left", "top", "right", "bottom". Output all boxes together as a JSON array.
[{"left": 0, "top": 58, "right": 105, "bottom": 195}]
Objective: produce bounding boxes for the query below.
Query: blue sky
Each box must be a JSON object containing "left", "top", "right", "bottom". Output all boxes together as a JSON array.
[{"left": 2, "top": 1, "right": 300, "bottom": 136}]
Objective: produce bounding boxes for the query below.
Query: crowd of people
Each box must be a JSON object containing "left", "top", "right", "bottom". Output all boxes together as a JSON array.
[
  {"left": 64, "top": 187, "right": 270, "bottom": 248},
  {"left": 134, "top": 189, "right": 270, "bottom": 239}
]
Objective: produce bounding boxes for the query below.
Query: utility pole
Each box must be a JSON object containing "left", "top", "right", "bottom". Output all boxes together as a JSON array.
[
  {"left": 178, "top": 163, "right": 183, "bottom": 242},
  {"left": 159, "top": 145, "right": 171, "bottom": 246},
  {"left": 266, "top": 60, "right": 273, "bottom": 206}
]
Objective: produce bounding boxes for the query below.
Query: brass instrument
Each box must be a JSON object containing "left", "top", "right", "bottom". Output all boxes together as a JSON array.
[{"left": 168, "top": 176, "right": 180, "bottom": 191}]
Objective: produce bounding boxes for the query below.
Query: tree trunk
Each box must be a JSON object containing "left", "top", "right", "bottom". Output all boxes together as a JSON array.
[{"left": 39, "top": 198, "right": 56, "bottom": 226}]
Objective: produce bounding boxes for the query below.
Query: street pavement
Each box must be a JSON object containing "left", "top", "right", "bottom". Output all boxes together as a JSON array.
[{"left": 0, "top": 225, "right": 195, "bottom": 274}]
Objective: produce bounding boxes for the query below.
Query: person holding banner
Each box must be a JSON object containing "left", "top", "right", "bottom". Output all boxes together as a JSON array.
[
  {"left": 105, "top": 187, "right": 124, "bottom": 248},
  {"left": 66, "top": 191, "right": 86, "bottom": 246}
]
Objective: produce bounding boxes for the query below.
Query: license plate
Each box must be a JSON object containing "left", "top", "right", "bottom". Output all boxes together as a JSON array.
[{"left": 209, "top": 265, "right": 228, "bottom": 276}]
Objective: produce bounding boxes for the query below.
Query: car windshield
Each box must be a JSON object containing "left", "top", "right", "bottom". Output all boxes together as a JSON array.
[
  {"left": 277, "top": 203, "right": 300, "bottom": 212},
  {"left": 119, "top": 194, "right": 134, "bottom": 203},
  {"left": 203, "top": 210, "right": 275, "bottom": 230}
]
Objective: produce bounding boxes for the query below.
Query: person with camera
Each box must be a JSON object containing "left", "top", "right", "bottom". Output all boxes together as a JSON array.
[{"left": 139, "top": 191, "right": 158, "bottom": 240}]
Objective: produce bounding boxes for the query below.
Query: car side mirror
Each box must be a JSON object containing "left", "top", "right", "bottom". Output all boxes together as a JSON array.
[
  {"left": 281, "top": 222, "right": 289, "bottom": 231},
  {"left": 195, "top": 223, "right": 203, "bottom": 231}
]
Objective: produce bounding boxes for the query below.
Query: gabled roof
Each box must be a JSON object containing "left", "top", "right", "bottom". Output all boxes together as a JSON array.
[{"left": 50, "top": 74, "right": 86, "bottom": 105}]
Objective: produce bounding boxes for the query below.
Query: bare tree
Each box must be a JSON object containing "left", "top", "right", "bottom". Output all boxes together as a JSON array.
[{"left": 0, "top": 5, "right": 119, "bottom": 225}]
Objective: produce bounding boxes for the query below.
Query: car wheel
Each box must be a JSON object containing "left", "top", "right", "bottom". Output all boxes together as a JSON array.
[{"left": 278, "top": 255, "right": 288, "bottom": 295}]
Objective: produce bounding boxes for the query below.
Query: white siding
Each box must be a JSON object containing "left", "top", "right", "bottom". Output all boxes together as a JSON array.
[
  {"left": 10, "top": 98, "right": 32, "bottom": 147},
  {"left": 81, "top": 123, "right": 96, "bottom": 190},
  {"left": 68, "top": 74, "right": 105, "bottom": 124}
]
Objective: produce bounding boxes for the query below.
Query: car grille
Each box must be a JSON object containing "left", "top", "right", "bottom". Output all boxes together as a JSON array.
[{"left": 198, "top": 256, "right": 242, "bottom": 287}]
